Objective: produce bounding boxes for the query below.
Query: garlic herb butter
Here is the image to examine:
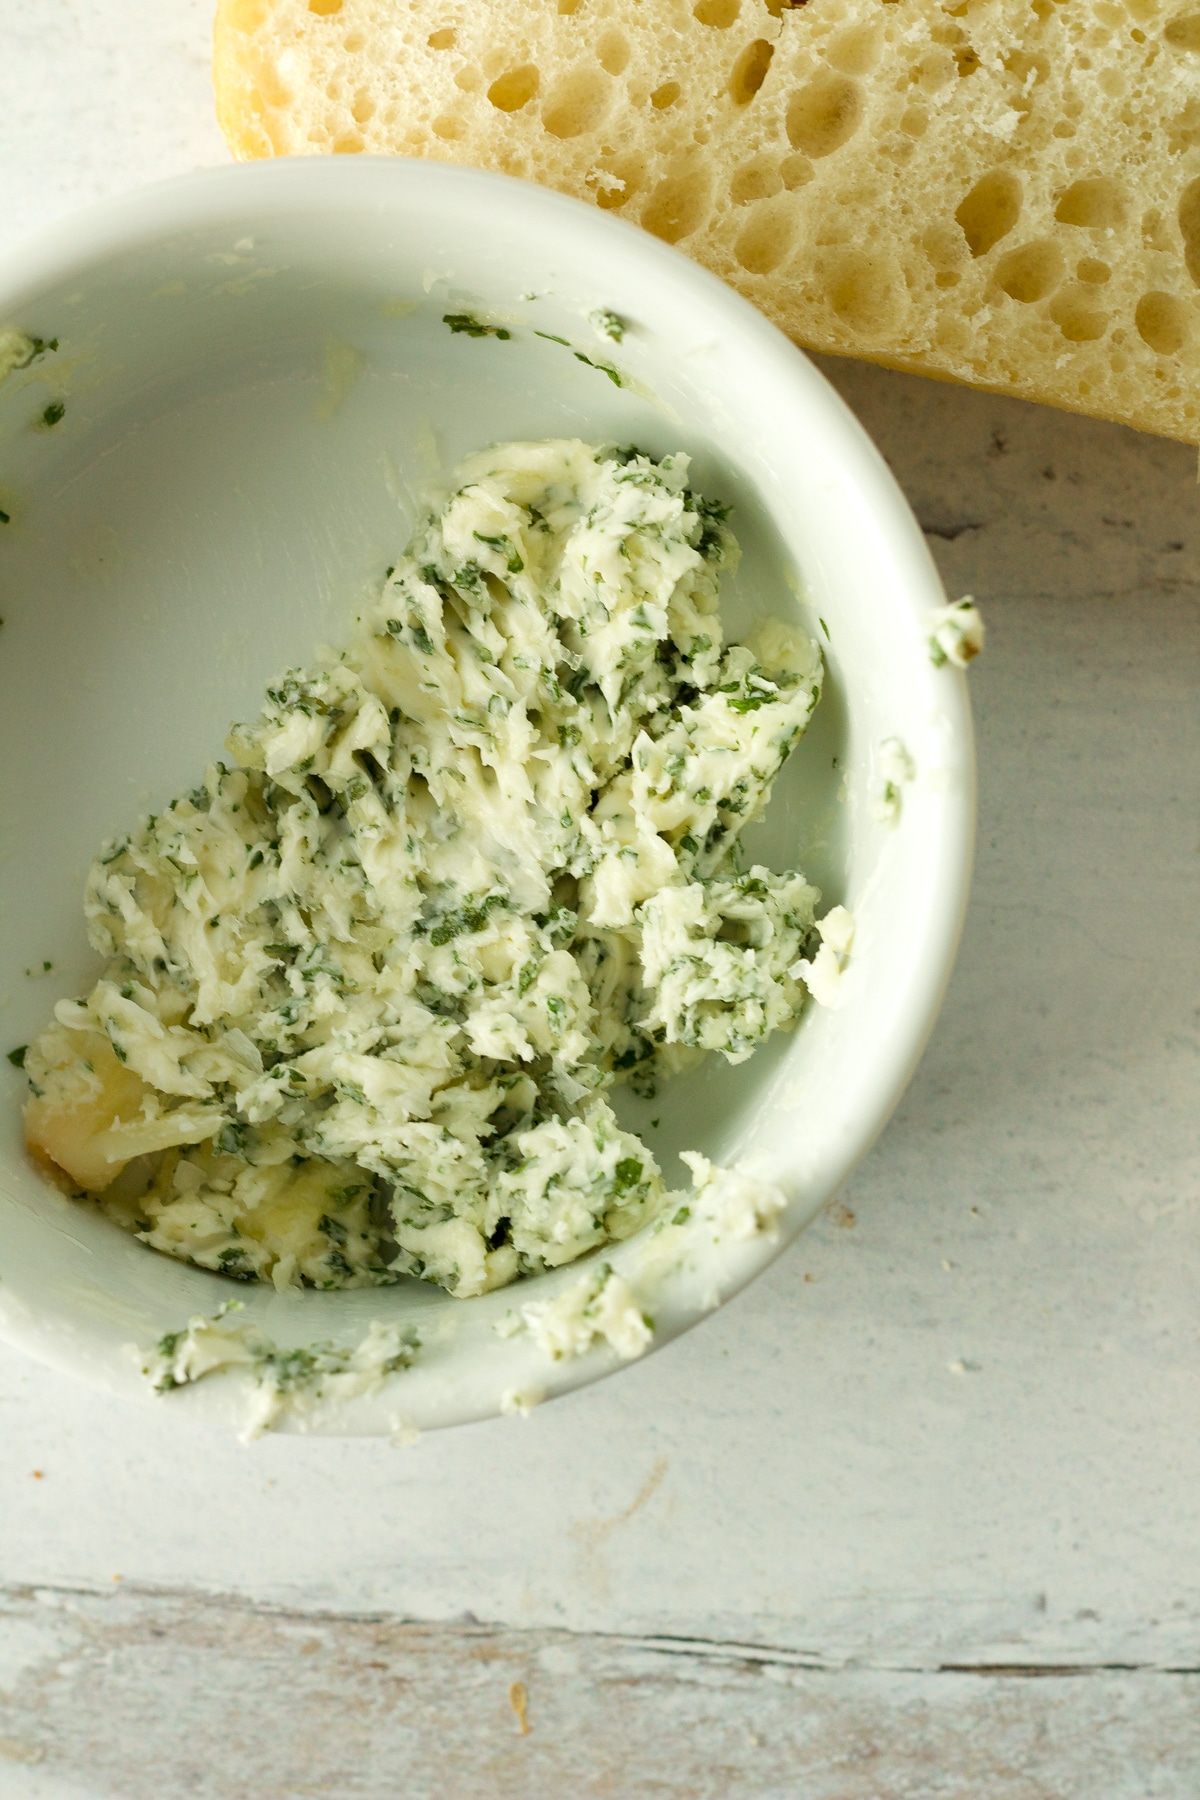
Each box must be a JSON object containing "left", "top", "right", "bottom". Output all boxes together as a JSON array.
[{"left": 22, "top": 439, "right": 834, "bottom": 1300}]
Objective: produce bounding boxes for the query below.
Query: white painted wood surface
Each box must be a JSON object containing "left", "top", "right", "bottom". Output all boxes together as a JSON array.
[{"left": 2, "top": 5, "right": 1199, "bottom": 1793}]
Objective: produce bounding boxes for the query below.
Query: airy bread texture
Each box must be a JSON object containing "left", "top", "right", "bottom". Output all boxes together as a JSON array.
[{"left": 214, "top": 0, "right": 1200, "bottom": 441}]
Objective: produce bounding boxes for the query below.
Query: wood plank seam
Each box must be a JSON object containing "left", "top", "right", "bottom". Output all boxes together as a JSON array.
[{"left": 5, "top": 1582, "right": 1200, "bottom": 1678}]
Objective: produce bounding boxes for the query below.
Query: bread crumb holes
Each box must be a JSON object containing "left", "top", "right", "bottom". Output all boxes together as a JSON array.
[
  {"left": 730, "top": 157, "right": 782, "bottom": 204},
  {"left": 735, "top": 197, "right": 799, "bottom": 273},
  {"left": 597, "top": 31, "right": 631, "bottom": 75},
  {"left": 818, "top": 247, "right": 906, "bottom": 335},
  {"left": 1049, "top": 287, "right": 1109, "bottom": 339},
  {"left": 1055, "top": 176, "right": 1126, "bottom": 227},
  {"left": 542, "top": 68, "right": 611, "bottom": 137},
  {"left": 956, "top": 168, "right": 1022, "bottom": 256},
  {"left": 489, "top": 66, "right": 540, "bottom": 111},
  {"left": 1164, "top": 12, "right": 1200, "bottom": 48},
  {"left": 779, "top": 153, "right": 814, "bottom": 189},
  {"left": 1136, "top": 290, "right": 1190, "bottom": 353},
  {"left": 995, "top": 238, "right": 1065, "bottom": 301},
  {"left": 642, "top": 171, "right": 712, "bottom": 242},
  {"left": 730, "top": 40, "right": 774, "bottom": 104},
  {"left": 694, "top": 0, "right": 741, "bottom": 25},
  {"left": 786, "top": 72, "right": 863, "bottom": 158},
  {"left": 1178, "top": 177, "right": 1200, "bottom": 282}
]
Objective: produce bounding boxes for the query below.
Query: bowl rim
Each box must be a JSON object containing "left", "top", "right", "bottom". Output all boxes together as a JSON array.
[{"left": 0, "top": 155, "right": 975, "bottom": 1437}]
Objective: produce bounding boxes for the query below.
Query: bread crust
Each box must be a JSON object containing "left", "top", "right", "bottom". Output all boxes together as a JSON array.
[{"left": 212, "top": 0, "right": 1200, "bottom": 443}]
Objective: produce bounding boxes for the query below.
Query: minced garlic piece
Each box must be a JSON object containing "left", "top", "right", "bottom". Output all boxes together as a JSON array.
[
  {"left": 676, "top": 1151, "right": 788, "bottom": 1242},
  {"left": 792, "top": 906, "right": 855, "bottom": 1010},
  {"left": 520, "top": 1262, "right": 653, "bottom": 1361},
  {"left": 929, "top": 597, "right": 985, "bottom": 668}
]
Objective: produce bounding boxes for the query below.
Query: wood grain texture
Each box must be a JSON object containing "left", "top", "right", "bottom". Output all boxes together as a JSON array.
[
  {"left": 0, "top": 0, "right": 227, "bottom": 248},
  {"left": 3, "top": 1585, "right": 1200, "bottom": 1800},
  {"left": 3, "top": 6, "right": 1200, "bottom": 1794},
  {"left": 6, "top": 361, "right": 1198, "bottom": 1669}
]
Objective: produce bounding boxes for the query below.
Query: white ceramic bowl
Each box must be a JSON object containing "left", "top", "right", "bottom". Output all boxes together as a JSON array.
[{"left": 0, "top": 159, "right": 973, "bottom": 1436}]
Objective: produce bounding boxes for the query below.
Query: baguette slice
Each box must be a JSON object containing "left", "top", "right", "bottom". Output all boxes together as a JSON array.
[{"left": 214, "top": 0, "right": 1200, "bottom": 441}]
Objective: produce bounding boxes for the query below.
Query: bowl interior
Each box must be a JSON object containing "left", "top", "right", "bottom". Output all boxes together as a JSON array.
[{"left": 0, "top": 161, "right": 971, "bottom": 1433}]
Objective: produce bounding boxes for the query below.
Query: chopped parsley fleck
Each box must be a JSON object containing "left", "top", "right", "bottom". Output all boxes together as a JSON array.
[
  {"left": 426, "top": 892, "right": 507, "bottom": 946},
  {"left": 590, "top": 308, "right": 626, "bottom": 342},
  {"left": 533, "top": 330, "right": 624, "bottom": 387},
  {"left": 574, "top": 352, "right": 623, "bottom": 387},
  {"left": 444, "top": 313, "right": 511, "bottom": 339},
  {"left": 612, "top": 1157, "right": 644, "bottom": 1195},
  {"left": 21, "top": 335, "right": 59, "bottom": 366}
]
